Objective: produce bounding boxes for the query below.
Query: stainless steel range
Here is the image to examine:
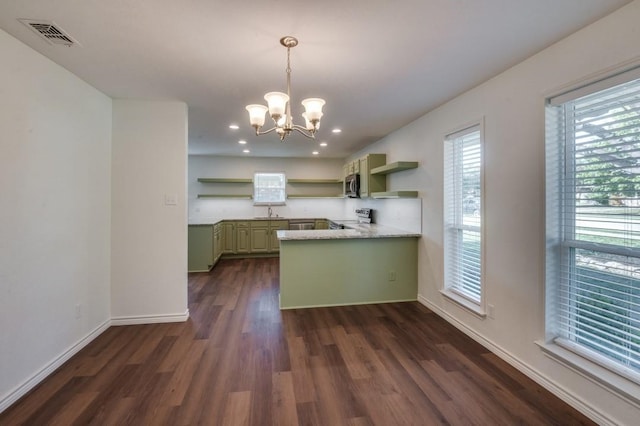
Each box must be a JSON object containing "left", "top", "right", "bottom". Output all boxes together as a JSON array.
[{"left": 329, "top": 208, "right": 374, "bottom": 229}]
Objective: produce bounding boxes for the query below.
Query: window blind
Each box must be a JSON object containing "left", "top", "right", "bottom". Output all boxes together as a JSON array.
[
  {"left": 253, "top": 172, "right": 286, "bottom": 205},
  {"left": 546, "top": 74, "right": 640, "bottom": 381},
  {"left": 444, "top": 126, "right": 483, "bottom": 304}
]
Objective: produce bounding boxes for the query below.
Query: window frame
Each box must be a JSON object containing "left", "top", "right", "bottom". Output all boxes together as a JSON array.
[
  {"left": 253, "top": 171, "right": 287, "bottom": 206},
  {"left": 544, "top": 66, "right": 640, "bottom": 391},
  {"left": 442, "top": 120, "right": 486, "bottom": 317}
]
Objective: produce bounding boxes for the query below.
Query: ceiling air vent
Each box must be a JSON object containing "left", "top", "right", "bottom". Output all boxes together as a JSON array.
[{"left": 19, "top": 19, "right": 79, "bottom": 47}]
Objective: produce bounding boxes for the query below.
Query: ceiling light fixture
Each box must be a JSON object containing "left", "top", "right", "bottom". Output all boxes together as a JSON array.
[
  {"left": 229, "top": 124, "right": 239, "bottom": 130},
  {"left": 245, "top": 36, "right": 325, "bottom": 142}
]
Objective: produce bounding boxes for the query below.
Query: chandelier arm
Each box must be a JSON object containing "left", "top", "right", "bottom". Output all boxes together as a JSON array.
[
  {"left": 254, "top": 126, "right": 279, "bottom": 136},
  {"left": 291, "top": 125, "right": 316, "bottom": 140}
]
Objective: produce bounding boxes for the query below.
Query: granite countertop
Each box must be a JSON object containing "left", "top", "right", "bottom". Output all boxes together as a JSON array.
[
  {"left": 189, "top": 217, "right": 311, "bottom": 225},
  {"left": 277, "top": 223, "right": 420, "bottom": 241},
  {"left": 188, "top": 217, "right": 359, "bottom": 226}
]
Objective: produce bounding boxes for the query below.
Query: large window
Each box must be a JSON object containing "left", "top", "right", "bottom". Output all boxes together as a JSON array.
[
  {"left": 546, "top": 69, "right": 640, "bottom": 383},
  {"left": 444, "top": 124, "right": 484, "bottom": 312},
  {"left": 253, "top": 172, "right": 286, "bottom": 205}
]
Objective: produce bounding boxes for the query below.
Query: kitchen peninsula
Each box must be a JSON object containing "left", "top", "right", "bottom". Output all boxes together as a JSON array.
[{"left": 277, "top": 223, "right": 420, "bottom": 309}]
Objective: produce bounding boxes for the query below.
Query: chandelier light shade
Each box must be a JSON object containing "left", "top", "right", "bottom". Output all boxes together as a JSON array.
[{"left": 246, "top": 36, "right": 325, "bottom": 141}]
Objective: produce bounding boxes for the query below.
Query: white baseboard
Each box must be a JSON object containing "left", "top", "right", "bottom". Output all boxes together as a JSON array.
[
  {"left": 1, "top": 309, "right": 190, "bottom": 414},
  {"left": 110, "top": 309, "right": 189, "bottom": 326},
  {"left": 417, "top": 294, "right": 614, "bottom": 426},
  {"left": 0, "top": 319, "right": 111, "bottom": 413}
]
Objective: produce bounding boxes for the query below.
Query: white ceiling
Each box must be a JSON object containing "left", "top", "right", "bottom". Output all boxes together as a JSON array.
[{"left": 0, "top": 0, "right": 632, "bottom": 159}]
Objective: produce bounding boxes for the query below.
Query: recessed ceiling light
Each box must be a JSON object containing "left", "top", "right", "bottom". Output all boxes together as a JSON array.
[
  {"left": 229, "top": 124, "right": 239, "bottom": 130},
  {"left": 332, "top": 128, "right": 342, "bottom": 134},
  {"left": 320, "top": 142, "right": 328, "bottom": 147},
  {"left": 238, "top": 140, "right": 247, "bottom": 144},
  {"left": 312, "top": 151, "right": 319, "bottom": 155},
  {"left": 243, "top": 149, "right": 250, "bottom": 153}
]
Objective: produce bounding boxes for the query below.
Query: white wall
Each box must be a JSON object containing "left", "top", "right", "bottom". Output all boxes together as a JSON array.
[
  {"left": 111, "top": 100, "right": 188, "bottom": 323},
  {"left": 189, "top": 155, "right": 348, "bottom": 221},
  {"left": 0, "top": 29, "right": 112, "bottom": 410},
  {"left": 349, "top": 1, "right": 640, "bottom": 423},
  {"left": 189, "top": 156, "right": 423, "bottom": 232}
]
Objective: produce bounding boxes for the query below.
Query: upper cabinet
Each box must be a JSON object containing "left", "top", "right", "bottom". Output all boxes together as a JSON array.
[
  {"left": 346, "top": 155, "right": 419, "bottom": 199},
  {"left": 359, "top": 154, "right": 386, "bottom": 198}
]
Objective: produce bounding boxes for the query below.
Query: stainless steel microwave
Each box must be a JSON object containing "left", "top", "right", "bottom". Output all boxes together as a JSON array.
[{"left": 345, "top": 173, "right": 360, "bottom": 198}]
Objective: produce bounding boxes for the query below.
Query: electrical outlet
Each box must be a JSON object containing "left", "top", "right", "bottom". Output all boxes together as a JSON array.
[
  {"left": 487, "top": 304, "right": 495, "bottom": 319},
  {"left": 75, "top": 303, "right": 82, "bottom": 319},
  {"left": 388, "top": 270, "right": 396, "bottom": 281}
]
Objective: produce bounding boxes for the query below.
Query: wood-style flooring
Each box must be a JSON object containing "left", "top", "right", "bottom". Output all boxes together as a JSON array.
[{"left": 0, "top": 258, "right": 594, "bottom": 425}]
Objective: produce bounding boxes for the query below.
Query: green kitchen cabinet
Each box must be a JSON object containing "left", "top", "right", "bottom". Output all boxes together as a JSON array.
[
  {"left": 250, "top": 221, "right": 269, "bottom": 253},
  {"left": 222, "top": 221, "right": 236, "bottom": 254},
  {"left": 250, "top": 220, "right": 287, "bottom": 253},
  {"left": 236, "top": 221, "right": 250, "bottom": 254},
  {"left": 213, "top": 222, "right": 223, "bottom": 264},
  {"left": 188, "top": 225, "right": 214, "bottom": 272},
  {"left": 359, "top": 153, "right": 386, "bottom": 198},
  {"left": 314, "top": 219, "right": 329, "bottom": 230},
  {"left": 269, "top": 220, "right": 289, "bottom": 252}
]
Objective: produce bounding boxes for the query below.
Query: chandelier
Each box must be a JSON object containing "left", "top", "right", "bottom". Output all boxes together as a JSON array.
[{"left": 245, "top": 36, "right": 325, "bottom": 141}]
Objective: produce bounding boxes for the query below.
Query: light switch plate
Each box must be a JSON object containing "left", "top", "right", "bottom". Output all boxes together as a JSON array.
[{"left": 164, "top": 194, "right": 177, "bottom": 206}]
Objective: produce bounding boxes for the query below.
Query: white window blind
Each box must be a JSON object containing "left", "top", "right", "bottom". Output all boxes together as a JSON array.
[
  {"left": 253, "top": 172, "right": 286, "bottom": 205},
  {"left": 444, "top": 125, "right": 483, "bottom": 305},
  {"left": 546, "top": 73, "right": 640, "bottom": 382}
]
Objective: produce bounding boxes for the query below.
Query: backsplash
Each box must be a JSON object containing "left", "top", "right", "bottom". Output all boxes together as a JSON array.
[{"left": 189, "top": 196, "right": 422, "bottom": 234}]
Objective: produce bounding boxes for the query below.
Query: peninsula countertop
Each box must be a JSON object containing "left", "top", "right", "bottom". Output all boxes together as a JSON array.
[{"left": 277, "top": 223, "right": 421, "bottom": 240}]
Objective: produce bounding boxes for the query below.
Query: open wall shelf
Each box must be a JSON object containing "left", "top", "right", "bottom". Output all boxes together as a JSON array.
[
  {"left": 197, "top": 178, "right": 252, "bottom": 183},
  {"left": 371, "top": 191, "right": 418, "bottom": 199},
  {"left": 287, "top": 178, "right": 342, "bottom": 184},
  {"left": 197, "top": 194, "right": 252, "bottom": 199},
  {"left": 370, "top": 161, "right": 419, "bottom": 175}
]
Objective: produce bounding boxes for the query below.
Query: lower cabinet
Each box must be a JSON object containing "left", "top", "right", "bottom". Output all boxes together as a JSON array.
[
  {"left": 315, "top": 219, "right": 329, "bottom": 230},
  {"left": 236, "top": 221, "right": 250, "bottom": 254},
  {"left": 251, "top": 220, "right": 288, "bottom": 253},
  {"left": 269, "top": 220, "right": 289, "bottom": 252},
  {"left": 250, "top": 221, "right": 270, "bottom": 253},
  {"left": 188, "top": 225, "right": 214, "bottom": 272},
  {"left": 222, "top": 221, "right": 236, "bottom": 254},
  {"left": 190, "top": 220, "right": 292, "bottom": 271},
  {"left": 213, "top": 222, "right": 222, "bottom": 264}
]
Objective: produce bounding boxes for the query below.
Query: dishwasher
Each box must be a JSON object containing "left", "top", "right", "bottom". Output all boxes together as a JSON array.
[{"left": 288, "top": 219, "right": 315, "bottom": 230}]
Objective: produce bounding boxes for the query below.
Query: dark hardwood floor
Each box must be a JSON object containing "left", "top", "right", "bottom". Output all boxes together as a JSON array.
[{"left": 0, "top": 257, "right": 594, "bottom": 425}]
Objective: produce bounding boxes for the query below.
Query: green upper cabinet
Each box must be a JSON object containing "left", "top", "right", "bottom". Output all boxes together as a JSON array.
[{"left": 359, "top": 154, "right": 387, "bottom": 198}]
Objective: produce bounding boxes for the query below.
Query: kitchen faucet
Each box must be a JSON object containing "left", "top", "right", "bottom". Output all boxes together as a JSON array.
[{"left": 267, "top": 206, "right": 273, "bottom": 218}]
